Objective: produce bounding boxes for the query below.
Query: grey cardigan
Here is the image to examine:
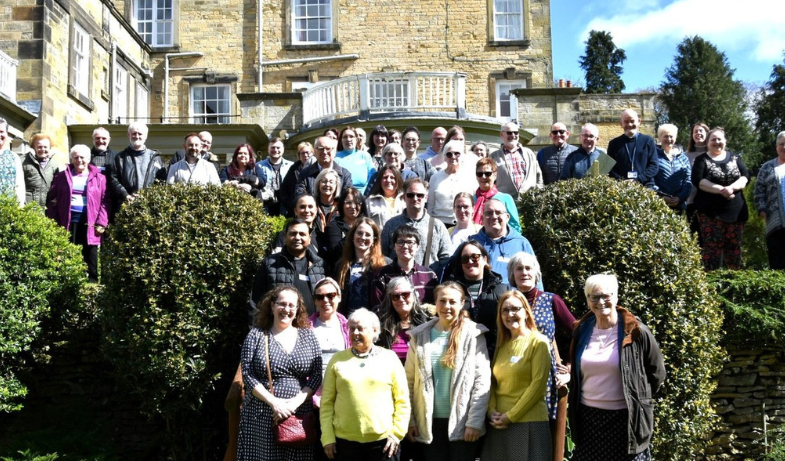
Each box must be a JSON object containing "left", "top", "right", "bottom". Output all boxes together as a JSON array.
[{"left": 405, "top": 317, "right": 491, "bottom": 443}]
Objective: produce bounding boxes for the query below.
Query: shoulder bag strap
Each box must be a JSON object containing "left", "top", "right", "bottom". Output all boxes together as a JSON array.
[{"left": 265, "top": 331, "right": 274, "bottom": 396}]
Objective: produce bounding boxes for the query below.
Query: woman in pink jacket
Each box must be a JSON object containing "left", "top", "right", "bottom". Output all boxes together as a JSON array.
[{"left": 46, "top": 144, "right": 110, "bottom": 283}]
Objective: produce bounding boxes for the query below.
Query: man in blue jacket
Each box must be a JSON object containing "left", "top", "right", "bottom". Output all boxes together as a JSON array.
[
  {"left": 607, "top": 109, "right": 658, "bottom": 188},
  {"left": 468, "top": 198, "right": 538, "bottom": 286}
]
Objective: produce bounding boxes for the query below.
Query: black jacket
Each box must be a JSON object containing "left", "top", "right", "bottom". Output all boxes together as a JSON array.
[
  {"left": 442, "top": 267, "right": 508, "bottom": 358},
  {"left": 280, "top": 160, "right": 308, "bottom": 217},
  {"left": 569, "top": 307, "right": 666, "bottom": 454},
  {"left": 294, "top": 163, "right": 354, "bottom": 205},
  {"left": 108, "top": 147, "right": 165, "bottom": 203},
  {"left": 250, "top": 247, "right": 326, "bottom": 318},
  {"left": 320, "top": 216, "right": 352, "bottom": 270}
]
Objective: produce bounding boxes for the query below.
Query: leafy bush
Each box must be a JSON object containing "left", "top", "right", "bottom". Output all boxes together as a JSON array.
[
  {"left": 519, "top": 175, "right": 724, "bottom": 461},
  {"left": 710, "top": 269, "right": 785, "bottom": 347},
  {"left": 100, "top": 184, "right": 275, "bottom": 425},
  {"left": 0, "top": 194, "right": 85, "bottom": 412},
  {"left": 741, "top": 177, "right": 768, "bottom": 270}
]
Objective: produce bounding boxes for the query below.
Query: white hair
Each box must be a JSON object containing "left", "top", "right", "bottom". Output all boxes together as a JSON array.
[
  {"left": 348, "top": 308, "right": 381, "bottom": 342},
  {"left": 584, "top": 274, "right": 619, "bottom": 297}
]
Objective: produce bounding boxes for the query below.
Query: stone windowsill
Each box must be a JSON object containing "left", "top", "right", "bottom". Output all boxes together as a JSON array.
[
  {"left": 68, "top": 85, "right": 95, "bottom": 111},
  {"left": 488, "top": 39, "right": 531, "bottom": 48}
]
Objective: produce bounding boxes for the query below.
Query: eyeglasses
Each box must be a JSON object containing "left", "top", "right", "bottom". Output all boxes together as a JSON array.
[
  {"left": 589, "top": 293, "right": 614, "bottom": 303},
  {"left": 314, "top": 292, "right": 339, "bottom": 301},
  {"left": 391, "top": 292, "right": 412, "bottom": 301},
  {"left": 404, "top": 138, "right": 420, "bottom": 144},
  {"left": 275, "top": 301, "right": 297, "bottom": 310},
  {"left": 483, "top": 210, "right": 508, "bottom": 218},
  {"left": 444, "top": 151, "right": 461, "bottom": 158},
  {"left": 461, "top": 254, "right": 483, "bottom": 264},
  {"left": 501, "top": 306, "right": 522, "bottom": 315},
  {"left": 581, "top": 133, "right": 596, "bottom": 139},
  {"left": 504, "top": 131, "right": 519, "bottom": 136},
  {"left": 476, "top": 171, "right": 493, "bottom": 178},
  {"left": 406, "top": 192, "right": 426, "bottom": 200},
  {"left": 395, "top": 240, "right": 418, "bottom": 247},
  {"left": 551, "top": 130, "right": 567, "bottom": 135}
]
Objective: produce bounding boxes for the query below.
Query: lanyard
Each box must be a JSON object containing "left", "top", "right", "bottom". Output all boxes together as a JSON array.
[{"left": 624, "top": 137, "right": 637, "bottom": 172}]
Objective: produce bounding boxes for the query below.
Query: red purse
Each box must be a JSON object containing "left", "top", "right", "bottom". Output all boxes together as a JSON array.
[{"left": 265, "top": 332, "right": 317, "bottom": 447}]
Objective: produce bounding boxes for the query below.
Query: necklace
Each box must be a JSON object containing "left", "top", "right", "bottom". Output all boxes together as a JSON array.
[
  {"left": 351, "top": 346, "right": 372, "bottom": 358},
  {"left": 595, "top": 326, "right": 615, "bottom": 350}
]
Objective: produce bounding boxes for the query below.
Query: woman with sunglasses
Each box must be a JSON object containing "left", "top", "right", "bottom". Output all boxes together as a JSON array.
[
  {"left": 427, "top": 140, "right": 479, "bottom": 226},
  {"left": 440, "top": 240, "right": 509, "bottom": 359},
  {"left": 335, "top": 217, "right": 390, "bottom": 316},
  {"left": 405, "top": 281, "right": 491, "bottom": 461},
  {"left": 377, "top": 277, "right": 432, "bottom": 361},
  {"left": 474, "top": 157, "right": 521, "bottom": 233}
]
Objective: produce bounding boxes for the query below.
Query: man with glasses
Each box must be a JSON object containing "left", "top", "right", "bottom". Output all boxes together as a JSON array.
[
  {"left": 250, "top": 218, "right": 326, "bottom": 318},
  {"left": 401, "top": 126, "right": 435, "bottom": 181},
  {"left": 419, "top": 127, "right": 447, "bottom": 161},
  {"left": 537, "top": 122, "right": 577, "bottom": 185},
  {"left": 381, "top": 177, "right": 452, "bottom": 271},
  {"left": 561, "top": 124, "right": 605, "bottom": 180},
  {"left": 294, "top": 136, "right": 353, "bottom": 213},
  {"left": 370, "top": 226, "right": 438, "bottom": 310},
  {"left": 490, "top": 122, "right": 543, "bottom": 200},
  {"left": 468, "top": 198, "right": 538, "bottom": 285}
]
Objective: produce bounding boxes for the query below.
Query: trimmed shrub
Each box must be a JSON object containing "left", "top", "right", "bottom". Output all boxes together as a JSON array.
[
  {"left": 741, "top": 177, "right": 768, "bottom": 270},
  {"left": 100, "top": 184, "right": 275, "bottom": 424},
  {"left": 710, "top": 269, "right": 785, "bottom": 347},
  {"left": 519, "top": 175, "right": 724, "bottom": 461},
  {"left": 0, "top": 194, "right": 85, "bottom": 412}
]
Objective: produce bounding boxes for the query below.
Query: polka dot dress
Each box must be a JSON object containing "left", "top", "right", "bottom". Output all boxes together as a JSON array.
[
  {"left": 238, "top": 327, "right": 323, "bottom": 461},
  {"left": 532, "top": 292, "right": 558, "bottom": 420}
]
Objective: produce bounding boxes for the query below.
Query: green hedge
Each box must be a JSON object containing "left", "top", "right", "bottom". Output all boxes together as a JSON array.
[
  {"left": 519, "top": 175, "right": 724, "bottom": 461},
  {"left": 710, "top": 269, "right": 785, "bottom": 347},
  {"left": 100, "top": 184, "right": 277, "bottom": 423},
  {"left": 0, "top": 195, "right": 85, "bottom": 412},
  {"left": 741, "top": 177, "right": 768, "bottom": 270}
]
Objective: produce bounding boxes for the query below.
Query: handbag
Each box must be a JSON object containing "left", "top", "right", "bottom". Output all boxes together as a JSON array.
[{"left": 265, "top": 331, "right": 317, "bottom": 447}]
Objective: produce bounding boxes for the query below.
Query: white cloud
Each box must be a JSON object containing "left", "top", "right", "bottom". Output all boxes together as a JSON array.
[{"left": 578, "top": 0, "right": 785, "bottom": 62}]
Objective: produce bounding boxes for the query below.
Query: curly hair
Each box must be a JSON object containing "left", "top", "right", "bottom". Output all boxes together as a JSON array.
[{"left": 254, "top": 286, "right": 310, "bottom": 331}]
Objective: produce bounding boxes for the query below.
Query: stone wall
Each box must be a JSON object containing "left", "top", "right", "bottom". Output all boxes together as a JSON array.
[
  {"left": 514, "top": 88, "right": 657, "bottom": 151},
  {"left": 705, "top": 345, "right": 785, "bottom": 460}
]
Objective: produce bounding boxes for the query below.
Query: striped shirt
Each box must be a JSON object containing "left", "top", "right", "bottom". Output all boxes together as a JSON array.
[{"left": 70, "top": 172, "right": 89, "bottom": 223}]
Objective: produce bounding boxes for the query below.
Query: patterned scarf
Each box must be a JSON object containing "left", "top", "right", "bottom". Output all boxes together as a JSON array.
[{"left": 473, "top": 184, "right": 498, "bottom": 225}]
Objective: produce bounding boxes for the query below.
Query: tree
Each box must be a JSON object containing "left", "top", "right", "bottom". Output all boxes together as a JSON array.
[
  {"left": 579, "top": 30, "right": 626, "bottom": 94},
  {"left": 659, "top": 36, "right": 761, "bottom": 169},
  {"left": 755, "top": 54, "right": 785, "bottom": 162}
]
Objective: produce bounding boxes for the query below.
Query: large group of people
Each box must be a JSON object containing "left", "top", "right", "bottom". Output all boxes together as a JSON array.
[{"left": 1, "top": 108, "right": 783, "bottom": 460}]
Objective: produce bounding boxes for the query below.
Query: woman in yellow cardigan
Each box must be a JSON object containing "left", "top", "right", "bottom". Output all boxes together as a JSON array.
[
  {"left": 482, "top": 290, "right": 552, "bottom": 461},
  {"left": 320, "top": 308, "right": 410, "bottom": 461}
]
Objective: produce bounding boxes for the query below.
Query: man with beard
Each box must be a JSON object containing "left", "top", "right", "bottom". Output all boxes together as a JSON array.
[
  {"left": 166, "top": 133, "right": 221, "bottom": 185},
  {"left": 108, "top": 122, "right": 164, "bottom": 208}
]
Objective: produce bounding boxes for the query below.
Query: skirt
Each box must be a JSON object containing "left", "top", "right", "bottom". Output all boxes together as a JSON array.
[
  {"left": 572, "top": 404, "right": 652, "bottom": 461},
  {"left": 480, "top": 420, "right": 551, "bottom": 461}
]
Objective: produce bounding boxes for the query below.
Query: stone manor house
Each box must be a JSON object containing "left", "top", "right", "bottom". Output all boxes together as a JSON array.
[{"left": 0, "top": 0, "right": 654, "bottom": 159}]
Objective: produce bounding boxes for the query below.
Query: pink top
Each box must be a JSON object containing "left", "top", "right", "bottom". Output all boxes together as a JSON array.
[
  {"left": 580, "top": 326, "right": 626, "bottom": 410},
  {"left": 391, "top": 330, "right": 411, "bottom": 363}
]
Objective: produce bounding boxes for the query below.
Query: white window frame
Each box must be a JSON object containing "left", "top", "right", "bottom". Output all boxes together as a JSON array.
[
  {"left": 291, "top": 0, "right": 332, "bottom": 45},
  {"left": 72, "top": 23, "right": 90, "bottom": 96},
  {"left": 495, "top": 80, "right": 526, "bottom": 121},
  {"left": 113, "top": 64, "right": 128, "bottom": 123},
  {"left": 493, "top": 0, "right": 524, "bottom": 41},
  {"left": 190, "top": 84, "right": 231, "bottom": 124},
  {"left": 135, "top": 82, "right": 149, "bottom": 121},
  {"left": 134, "top": 0, "right": 174, "bottom": 47}
]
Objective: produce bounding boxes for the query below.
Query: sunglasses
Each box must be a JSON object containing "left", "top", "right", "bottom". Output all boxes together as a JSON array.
[
  {"left": 391, "top": 292, "right": 412, "bottom": 301},
  {"left": 444, "top": 151, "right": 461, "bottom": 158},
  {"left": 314, "top": 292, "right": 339, "bottom": 301},
  {"left": 461, "top": 254, "right": 483, "bottom": 264},
  {"left": 504, "top": 131, "right": 519, "bottom": 136},
  {"left": 406, "top": 192, "right": 426, "bottom": 199},
  {"left": 476, "top": 171, "right": 493, "bottom": 178},
  {"left": 551, "top": 130, "right": 567, "bottom": 135}
]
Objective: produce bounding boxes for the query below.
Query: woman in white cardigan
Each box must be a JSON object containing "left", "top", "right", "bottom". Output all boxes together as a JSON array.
[
  {"left": 404, "top": 282, "right": 491, "bottom": 461},
  {"left": 365, "top": 164, "right": 405, "bottom": 229}
]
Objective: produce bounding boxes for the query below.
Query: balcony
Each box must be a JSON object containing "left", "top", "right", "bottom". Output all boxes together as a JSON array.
[
  {"left": 301, "top": 72, "right": 467, "bottom": 127},
  {"left": 0, "top": 49, "right": 18, "bottom": 102}
]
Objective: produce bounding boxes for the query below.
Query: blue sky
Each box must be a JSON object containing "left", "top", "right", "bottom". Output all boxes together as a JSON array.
[{"left": 551, "top": 0, "right": 785, "bottom": 92}]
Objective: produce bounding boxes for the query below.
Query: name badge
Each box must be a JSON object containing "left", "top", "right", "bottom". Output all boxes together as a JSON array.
[
  {"left": 510, "top": 356, "right": 521, "bottom": 364},
  {"left": 497, "top": 256, "right": 510, "bottom": 264},
  {"left": 627, "top": 171, "right": 638, "bottom": 179},
  {"left": 298, "top": 274, "right": 310, "bottom": 282}
]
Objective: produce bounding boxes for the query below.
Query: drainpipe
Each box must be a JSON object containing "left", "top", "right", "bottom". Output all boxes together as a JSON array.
[
  {"left": 110, "top": 41, "right": 116, "bottom": 123},
  {"left": 163, "top": 52, "right": 204, "bottom": 124},
  {"left": 258, "top": 0, "right": 263, "bottom": 91}
]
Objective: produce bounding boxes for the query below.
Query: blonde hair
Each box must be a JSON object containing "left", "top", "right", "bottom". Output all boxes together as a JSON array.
[
  {"left": 434, "top": 282, "right": 466, "bottom": 369},
  {"left": 494, "top": 290, "right": 537, "bottom": 362}
]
